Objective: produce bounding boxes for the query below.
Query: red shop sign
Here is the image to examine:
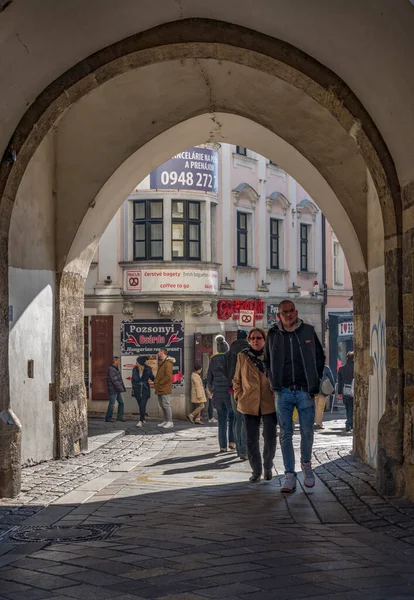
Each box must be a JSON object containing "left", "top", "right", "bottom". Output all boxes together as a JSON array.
[{"left": 217, "top": 299, "right": 265, "bottom": 321}]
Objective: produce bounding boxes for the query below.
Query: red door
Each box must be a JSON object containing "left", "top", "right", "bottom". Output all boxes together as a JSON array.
[{"left": 91, "top": 316, "right": 113, "bottom": 400}]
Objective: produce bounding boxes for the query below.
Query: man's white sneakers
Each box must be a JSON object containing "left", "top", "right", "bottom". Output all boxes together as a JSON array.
[
  {"left": 163, "top": 422, "right": 174, "bottom": 429},
  {"left": 302, "top": 462, "right": 315, "bottom": 488},
  {"left": 157, "top": 421, "right": 166, "bottom": 427}
]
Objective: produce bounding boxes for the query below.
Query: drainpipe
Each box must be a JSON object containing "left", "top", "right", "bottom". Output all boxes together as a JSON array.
[{"left": 321, "top": 214, "right": 327, "bottom": 348}]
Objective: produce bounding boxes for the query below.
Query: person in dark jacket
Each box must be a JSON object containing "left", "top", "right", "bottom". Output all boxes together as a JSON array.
[
  {"left": 207, "top": 334, "right": 235, "bottom": 452},
  {"left": 264, "top": 300, "right": 325, "bottom": 493},
  {"left": 132, "top": 355, "right": 154, "bottom": 428},
  {"left": 105, "top": 356, "right": 126, "bottom": 422},
  {"left": 226, "top": 330, "right": 249, "bottom": 460},
  {"left": 337, "top": 351, "right": 355, "bottom": 432}
]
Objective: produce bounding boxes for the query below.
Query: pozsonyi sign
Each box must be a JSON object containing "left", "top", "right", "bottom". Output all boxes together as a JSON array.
[
  {"left": 120, "top": 319, "right": 185, "bottom": 388},
  {"left": 150, "top": 147, "right": 218, "bottom": 193}
]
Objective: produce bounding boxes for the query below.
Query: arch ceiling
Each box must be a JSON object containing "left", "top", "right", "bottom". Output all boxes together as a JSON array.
[
  {"left": 63, "top": 112, "right": 366, "bottom": 277},
  {"left": 0, "top": 2, "right": 413, "bottom": 186}
]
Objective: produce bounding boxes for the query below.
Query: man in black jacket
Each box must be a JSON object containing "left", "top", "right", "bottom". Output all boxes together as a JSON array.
[
  {"left": 105, "top": 356, "right": 126, "bottom": 422},
  {"left": 264, "top": 300, "right": 325, "bottom": 493},
  {"left": 337, "top": 351, "right": 354, "bottom": 432},
  {"left": 226, "top": 330, "right": 249, "bottom": 460}
]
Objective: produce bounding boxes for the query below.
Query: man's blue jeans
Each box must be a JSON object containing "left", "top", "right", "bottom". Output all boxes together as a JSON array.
[
  {"left": 216, "top": 401, "right": 235, "bottom": 450},
  {"left": 105, "top": 393, "right": 124, "bottom": 421},
  {"left": 275, "top": 388, "right": 315, "bottom": 473},
  {"left": 230, "top": 395, "right": 247, "bottom": 456}
]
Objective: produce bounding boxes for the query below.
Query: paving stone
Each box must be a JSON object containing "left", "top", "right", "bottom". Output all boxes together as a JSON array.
[
  {"left": 53, "top": 584, "right": 125, "bottom": 600},
  {"left": 0, "top": 568, "right": 77, "bottom": 590}
]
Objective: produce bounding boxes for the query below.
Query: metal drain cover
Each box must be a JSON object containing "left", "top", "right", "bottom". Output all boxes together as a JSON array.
[{"left": 7, "top": 524, "right": 117, "bottom": 543}]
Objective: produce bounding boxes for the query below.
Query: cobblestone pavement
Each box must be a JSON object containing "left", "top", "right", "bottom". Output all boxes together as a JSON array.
[{"left": 1, "top": 415, "right": 414, "bottom": 598}]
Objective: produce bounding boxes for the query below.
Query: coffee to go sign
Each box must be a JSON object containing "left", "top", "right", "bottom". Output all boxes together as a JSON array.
[
  {"left": 338, "top": 321, "right": 353, "bottom": 336},
  {"left": 217, "top": 299, "right": 265, "bottom": 321}
]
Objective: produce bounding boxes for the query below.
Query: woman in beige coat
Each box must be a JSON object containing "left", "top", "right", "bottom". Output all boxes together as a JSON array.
[
  {"left": 233, "top": 328, "right": 277, "bottom": 482},
  {"left": 188, "top": 364, "right": 206, "bottom": 424}
]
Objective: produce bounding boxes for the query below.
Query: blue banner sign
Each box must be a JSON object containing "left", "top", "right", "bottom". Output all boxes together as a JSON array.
[{"left": 150, "top": 147, "right": 218, "bottom": 193}]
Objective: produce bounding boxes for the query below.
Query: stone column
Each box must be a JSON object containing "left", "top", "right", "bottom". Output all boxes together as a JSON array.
[
  {"left": 351, "top": 272, "right": 370, "bottom": 462},
  {"left": 377, "top": 240, "right": 404, "bottom": 496},
  {"left": 54, "top": 271, "right": 88, "bottom": 457},
  {"left": 0, "top": 198, "right": 22, "bottom": 498},
  {"left": 401, "top": 180, "right": 414, "bottom": 501}
]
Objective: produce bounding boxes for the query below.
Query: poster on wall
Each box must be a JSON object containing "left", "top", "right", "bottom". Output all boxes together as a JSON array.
[
  {"left": 120, "top": 319, "right": 184, "bottom": 388},
  {"left": 267, "top": 304, "right": 279, "bottom": 328},
  {"left": 150, "top": 147, "right": 218, "bottom": 193}
]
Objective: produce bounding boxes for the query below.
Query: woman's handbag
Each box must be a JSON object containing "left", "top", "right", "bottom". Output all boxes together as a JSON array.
[{"left": 321, "top": 377, "right": 334, "bottom": 396}]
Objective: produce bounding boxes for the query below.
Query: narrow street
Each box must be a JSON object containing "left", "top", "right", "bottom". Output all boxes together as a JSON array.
[{"left": 1, "top": 416, "right": 414, "bottom": 599}]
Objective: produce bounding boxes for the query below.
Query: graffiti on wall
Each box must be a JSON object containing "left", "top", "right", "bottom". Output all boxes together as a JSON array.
[{"left": 367, "top": 312, "right": 386, "bottom": 465}]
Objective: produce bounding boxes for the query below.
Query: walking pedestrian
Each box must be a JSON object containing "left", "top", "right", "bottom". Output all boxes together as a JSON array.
[
  {"left": 132, "top": 356, "right": 154, "bottom": 427},
  {"left": 207, "top": 334, "right": 235, "bottom": 452},
  {"left": 337, "top": 351, "right": 355, "bottom": 432},
  {"left": 265, "top": 300, "right": 325, "bottom": 492},
  {"left": 188, "top": 364, "right": 206, "bottom": 424},
  {"left": 233, "top": 328, "right": 277, "bottom": 483},
  {"left": 105, "top": 357, "right": 126, "bottom": 422},
  {"left": 154, "top": 348, "right": 175, "bottom": 429},
  {"left": 226, "top": 330, "right": 249, "bottom": 461},
  {"left": 314, "top": 364, "right": 335, "bottom": 430}
]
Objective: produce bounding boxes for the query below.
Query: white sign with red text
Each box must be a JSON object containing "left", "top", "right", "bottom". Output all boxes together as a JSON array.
[
  {"left": 125, "top": 268, "right": 218, "bottom": 294},
  {"left": 238, "top": 309, "right": 255, "bottom": 327}
]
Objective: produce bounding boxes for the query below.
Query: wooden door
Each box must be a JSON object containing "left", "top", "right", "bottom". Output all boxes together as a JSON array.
[{"left": 91, "top": 316, "right": 113, "bottom": 400}]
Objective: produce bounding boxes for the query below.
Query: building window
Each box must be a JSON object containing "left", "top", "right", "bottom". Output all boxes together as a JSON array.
[
  {"left": 300, "top": 223, "right": 310, "bottom": 272},
  {"left": 333, "top": 241, "right": 344, "bottom": 285},
  {"left": 172, "top": 200, "right": 200, "bottom": 260},
  {"left": 133, "top": 200, "right": 163, "bottom": 260},
  {"left": 270, "top": 218, "right": 280, "bottom": 269},
  {"left": 237, "top": 211, "right": 248, "bottom": 266},
  {"left": 236, "top": 146, "right": 247, "bottom": 156}
]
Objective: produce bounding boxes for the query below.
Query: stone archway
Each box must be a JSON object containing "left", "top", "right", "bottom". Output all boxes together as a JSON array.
[{"left": 0, "top": 20, "right": 404, "bottom": 499}]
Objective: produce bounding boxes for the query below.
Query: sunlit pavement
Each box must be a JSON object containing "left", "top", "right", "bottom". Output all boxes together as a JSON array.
[{"left": 1, "top": 415, "right": 414, "bottom": 599}]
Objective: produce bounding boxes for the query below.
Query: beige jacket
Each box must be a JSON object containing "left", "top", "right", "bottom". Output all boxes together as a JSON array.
[
  {"left": 154, "top": 357, "right": 174, "bottom": 395},
  {"left": 191, "top": 372, "right": 206, "bottom": 404},
  {"left": 233, "top": 352, "right": 275, "bottom": 416}
]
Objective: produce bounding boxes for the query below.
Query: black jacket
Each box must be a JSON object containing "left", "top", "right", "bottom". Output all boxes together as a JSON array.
[
  {"left": 264, "top": 320, "right": 325, "bottom": 396},
  {"left": 207, "top": 352, "right": 231, "bottom": 408},
  {"left": 226, "top": 339, "right": 250, "bottom": 387},
  {"left": 107, "top": 364, "right": 126, "bottom": 395},
  {"left": 337, "top": 359, "right": 354, "bottom": 397},
  {"left": 132, "top": 365, "right": 154, "bottom": 401}
]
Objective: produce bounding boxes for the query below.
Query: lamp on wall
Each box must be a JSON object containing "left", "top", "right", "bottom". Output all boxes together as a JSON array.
[
  {"left": 291, "top": 207, "right": 296, "bottom": 227},
  {"left": 104, "top": 275, "right": 112, "bottom": 285},
  {"left": 225, "top": 277, "right": 235, "bottom": 284}
]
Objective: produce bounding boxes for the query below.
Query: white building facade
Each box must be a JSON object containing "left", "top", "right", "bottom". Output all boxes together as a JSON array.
[{"left": 85, "top": 144, "right": 325, "bottom": 419}]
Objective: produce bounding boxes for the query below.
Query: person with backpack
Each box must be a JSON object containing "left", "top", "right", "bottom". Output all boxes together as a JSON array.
[
  {"left": 314, "top": 364, "right": 335, "bottom": 430},
  {"left": 337, "top": 351, "right": 355, "bottom": 432}
]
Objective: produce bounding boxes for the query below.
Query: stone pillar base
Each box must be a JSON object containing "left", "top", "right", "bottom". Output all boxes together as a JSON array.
[{"left": 0, "top": 409, "right": 22, "bottom": 497}]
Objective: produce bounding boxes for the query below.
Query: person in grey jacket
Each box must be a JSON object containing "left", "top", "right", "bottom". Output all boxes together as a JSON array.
[
  {"left": 105, "top": 356, "right": 126, "bottom": 422},
  {"left": 207, "top": 335, "right": 235, "bottom": 452},
  {"left": 226, "top": 330, "right": 249, "bottom": 460}
]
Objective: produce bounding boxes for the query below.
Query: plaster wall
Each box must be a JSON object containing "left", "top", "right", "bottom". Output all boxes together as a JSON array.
[
  {"left": 8, "top": 270, "right": 55, "bottom": 464},
  {"left": 8, "top": 134, "right": 56, "bottom": 464}
]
